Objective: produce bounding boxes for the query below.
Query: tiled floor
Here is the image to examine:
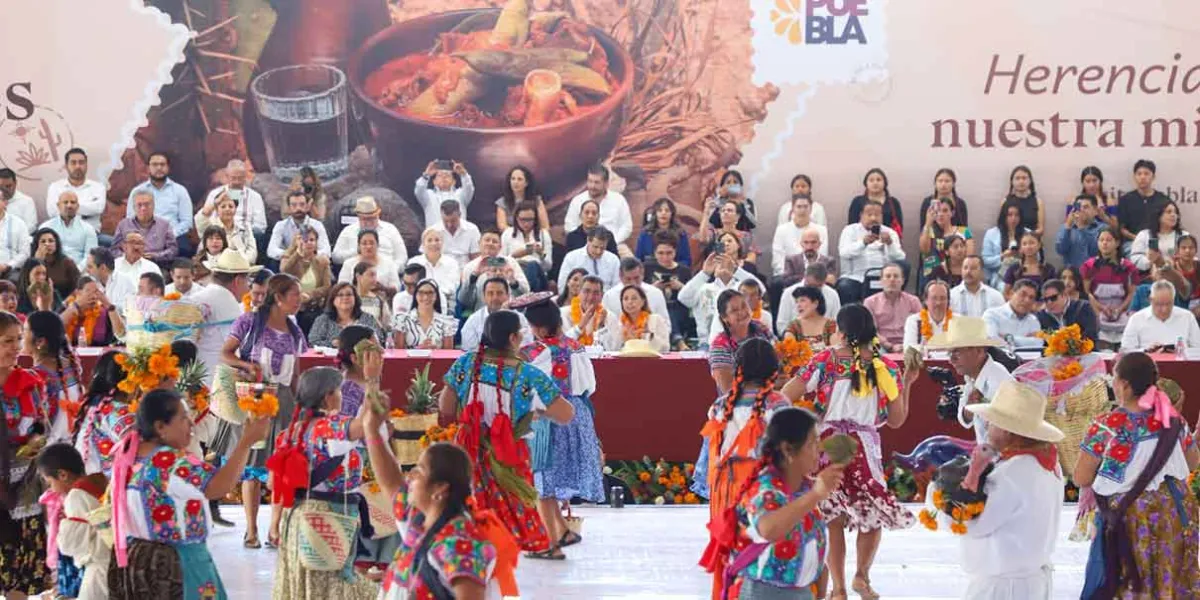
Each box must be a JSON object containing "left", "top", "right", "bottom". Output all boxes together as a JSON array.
[{"left": 209, "top": 504, "right": 1090, "bottom": 599}]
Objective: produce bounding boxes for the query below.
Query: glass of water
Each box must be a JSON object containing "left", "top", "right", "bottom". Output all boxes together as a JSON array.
[{"left": 251, "top": 64, "right": 349, "bottom": 182}]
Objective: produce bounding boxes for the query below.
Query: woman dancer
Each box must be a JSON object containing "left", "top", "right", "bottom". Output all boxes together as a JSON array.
[
  {"left": 24, "top": 311, "right": 84, "bottom": 443},
  {"left": 516, "top": 293, "right": 603, "bottom": 560},
  {"left": 439, "top": 310, "right": 575, "bottom": 552},
  {"left": 782, "top": 304, "right": 917, "bottom": 600},
  {"left": 72, "top": 351, "right": 135, "bottom": 477}
]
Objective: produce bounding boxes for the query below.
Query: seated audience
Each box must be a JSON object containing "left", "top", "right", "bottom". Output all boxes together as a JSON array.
[
  {"left": 39, "top": 190, "right": 97, "bottom": 265},
  {"left": 919, "top": 196, "right": 974, "bottom": 285},
  {"left": 459, "top": 228, "right": 529, "bottom": 313},
  {"left": 1174, "top": 234, "right": 1200, "bottom": 314},
  {"left": 1036, "top": 279, "right": 1099, "bottom": 341},
  {"left": 495, "top": 165, "right": 550, "bottom": 232},
  {"left": 558, "top": 227, "right": 620, "bottom": 291},
  {"left": 602, "top": 258, "right": 670, "bottom": 331},
  {"left": 308, "top": 282, "right": 385, "bottom": 347},
  {"left": 863, "top": 262, "right": 921, "bottom": 352},
  {"left": 281, "top": 226, "right": 333, "bottom": 314},
  {"left": 1074, "top": 165, "right": 1119, "bottom": 231},
  {"left": 634, "top": 197, "right": 692, "bottom": 267},
  {"left": 603, "top": 284, "right": 670, "bottom": 353},
  {"left": 564, "top": 198, "right": 619, "bottom": 256},
  {"left": 414, "top": 160, "right": 474, "bottom": 229},
  {"left": 409, "top": 228, "right": 460, "bottom": 313},
  {"left": 45, "top": 148, "right": 106, "bottom": 235},
  {"left": 1130, "top": 200, "right": 1187, "bottom": 274},
  {"left": 193, "top": 226, "right": 226, "bottom": 284},
  {"left": 296, "top": 166, "right": 328, "bottom": 220},
  {"left": 708, "top": 279, "right": 773, "bottom": 346},
  {"left": 561, "top": 275, "right": 607, "bottom": 345},
  {"left": 1003, "top": 230, "right": 1056, "bottom": 299},
  {"left": 61, "top": 275, "right": 125, "bottom": 346},
  {"left": 0, "top": 168, "right": 36, "bottom": 233},
  {"left": 1121, "top": 280, "right": 1200, "bottom": 350},
  {"left": 836, "top": 201, "right": 905, "bottom": 304},
  {"left": 391, "top": 263, "right": 426, "bottom": 317},
  {"left": 782, "top": 286, "right": 836, "bottom": 351},
  {"left": 245, "top": 269, "right": 272, "bottom": 313},
  {"left": 981, "top": 199, "right": 1027, "bottom": 289},
  {"left": 1117, "top": 159, "right": 1170, "bottom": 253},
  {"left": 30, "top": 228, "right": 79, "bottom": 299},
  {"left": 0, "top": 281, "right": 15, "bottom": 317},
  {"left": 847, "top": 167, "right": 905, "bottom": 236},
  {"left": 332, "top": 196, "right": 406, "bottom": 266},
  {"left": 164, "top": 259, "right": 201, "bottom": 299},
  {"left": 112, "top": 191, "right": 178, "bottom": 270},
  {"left": 777, "top": 263, "right": 841, "bottom": 335},
  {"left": 461, "top": 277, "right": 532, "bottom": 349},
  {"left": 775, "top": 174, "right": 828, "bottom": 226},
  {"left": 778, "top": 228, "right": 836, "bottom": 289},
  {"left": 715, "top": 230, "right": 762, "bottom": 281},
  {"left": 903, "top": 279, "right": 951, "bottom": 350},
  {"left": 1081, "top": 228, "right": 1137, "bottom": 348},
  {"left": 337, "top": 230, "right": 401, "bottom": 296},
  {"left": 916, "top": 168, "right": 969, "bottom": 230},
  {"left": 0, "top": 190, "right": 30, "bottom": 282},
  {"left": 680, "top": 252, "right": 761, "bottom": 345},
  {"left": 127, "top": 152, "right": 194, "bottom": 256},
  {"left": 424, "top": 199, "right": 480, "bottom": 269},
  {"left": 926, "top": 234, "right": 968, "bottom": 287},
  {"left": 195, "top": 190, "right": 259, "bottom": 267},
  {"left": 699, "top": 200, "right": 758, "bottom": 264},
  {"left": 559, "top": 267, "right": 589, "bottom": 308},
  {"left": 771, "top": 194, "right": 828, "bottom": 277},
  {"left": 200, "top": 159, "right": 267, "bottom": 242},
  {"left": 1129, "top": 262, "right": 1191, "bottom": 312},
  {"left": 393, "top": 278, "right": 456, "bottom": 349},
  {"left": 1054, "top": 194, "right": 1104, "bottom": 269},
  {"left": 18, "top": 258, "right": 64, "bottom": 312},
  {"left": 564, "top": 163, "right": 633, "bottom": 251},
  {"left": 704, "top": 169, "right": 757, "bottom": 231},
  {"left": 500, "top": 202, "right": 552, "bottom": 292},
  {"left": 982, "top": 279, "right": 1044, "bottom": 348},
  {"left": 137, "top": 272, "right": 166, "bottom": 299},
  {"left": 1060, "top": 265, "right": 1084, "bottom": 303},
  {"left": 351, "top": 262, "right": 391, "bottom": 329},
  {"left": 644, "top": 232, "right": 694, "bottom": 346},
  {"left": 84, "top": 247, "right": 135, "bottom": 313},
  {"left": 1005, "top": 165, "right": 1043, "bottom": 238},
  {"left": 110, "top": 233, "right": 161, "bottom": 311},
  {"left": 949, "top": 255, "right": 1005, "bottom": 318},
  {"left": 267, "top": 190, "right": 331, "bottom": 268}
]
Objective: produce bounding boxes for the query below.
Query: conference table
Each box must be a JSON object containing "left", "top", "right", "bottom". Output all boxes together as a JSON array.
[{"left": 57, "top": 349, "right": 1200, "bottom": 462}]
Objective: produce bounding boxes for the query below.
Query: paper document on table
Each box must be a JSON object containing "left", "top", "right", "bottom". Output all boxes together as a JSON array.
[
  {"left": 1016, "top": 351, "right": 1043, "bottom": 360},
  {"left": 1186, "top": 349, "right": 1200, "bottom": 360}
]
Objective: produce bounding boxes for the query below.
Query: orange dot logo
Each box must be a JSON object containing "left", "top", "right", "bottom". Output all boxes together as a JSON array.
[{"left": 770, "top": 0, "right": 805, "bottom": 45}]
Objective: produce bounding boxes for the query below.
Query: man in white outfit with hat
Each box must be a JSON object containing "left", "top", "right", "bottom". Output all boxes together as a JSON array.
[
  {"left": 951, "top": 380, "right": 1064, "bottom": 599},
  {"left": 924, "top": 316, "right": 1014, "bottom": 445}
]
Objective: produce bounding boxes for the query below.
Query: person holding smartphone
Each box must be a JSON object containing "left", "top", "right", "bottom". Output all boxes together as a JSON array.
[
  {"left": 500, "top": 202, "right": 552, "bottom": 291},
  {"left": 834, "top": 201, "right": 906, "bottom": 304},
  {"left": 981, "top": 199, "right": 1027, "bottom": 290}
]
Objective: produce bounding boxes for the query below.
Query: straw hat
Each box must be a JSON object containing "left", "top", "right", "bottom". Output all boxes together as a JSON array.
[
  {"left": 964, "top": 380, "right": 1064, "bottom": 442},
  {"left": 924, "top": 316, "right": 1004, "bottom": 350},
  {"left": 203, "top": 249, "right": 263, "bottom": 274},
  {"left": 616, "top": 339, "right": 662, "bottom": 358},
  {"left": 354, "top": 196, "right": 381, "bottom": 215}
]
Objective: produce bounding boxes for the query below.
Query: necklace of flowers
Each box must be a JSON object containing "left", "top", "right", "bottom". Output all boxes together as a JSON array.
[
  {"left": 65, "top": 295, "right": 102, "bottom": 345},
  {"left": 919, "top": 307, "right": 952, "bottom": 340},
  {"left": 570, "top": 296, "right": 606, "bottom": 345},
  {"left": 621, "top": 310, "right": 649, "bottom": 338},
  {"left": 242, "top": 293, "right": 252, "bottom": 312}
]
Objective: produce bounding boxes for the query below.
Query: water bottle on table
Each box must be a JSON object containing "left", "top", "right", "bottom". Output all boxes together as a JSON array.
[{"left": 1176, "top": 336, "right": 1186, "bottom": 359}]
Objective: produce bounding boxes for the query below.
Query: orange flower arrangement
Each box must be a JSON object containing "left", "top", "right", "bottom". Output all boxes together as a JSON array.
[
  {"left": 1037, "top": 324, "right": 1094, "bottom": 357},
  {"left": 620, "top": 310, "right": 650, "bottom": 338},
  {"left": 388, "top": 408, "right": 408, "bottom": 419},
  {"left": 569, "top": 297, "right": 605, "bottom": 346},
  {"left": 921, "top": 488, "right": 985, "bottom": 535},
  {"left": 919, "top": 308, "right": 952, "bottom": 340},
  {"left": 115, "top": 345, "right": 180, "bottom": 397},
  {"left": 775, "top": 337, "right": 814, "bottom": 378},
  {"left": 612, "top": 458, "right": 703, "bottom": 504},
  {"left": 419, "top": 423, "right": 459, "bottom": 447},
  {"left": 164, "top": 292, "right": 182, "bottom": 301},
  {"left": 237, "top": 391, "right": 280, "bottom": 419},
  {"left": 191, "top": 386, "right": 210, "bottom": 416},
  {"left": 1051, "top": 360, "right": 1085, "bottom": 381},
  {"left": 241, "top": 293, "right": 253, "bottom": 313}
]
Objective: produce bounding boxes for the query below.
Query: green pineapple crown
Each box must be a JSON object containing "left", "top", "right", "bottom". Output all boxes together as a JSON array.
[
  {"left": 175, "top": 359, "right": 208, "bottom": 394},
  {"left": 406, "top": 363, "right": 438, "bottom": 414}
]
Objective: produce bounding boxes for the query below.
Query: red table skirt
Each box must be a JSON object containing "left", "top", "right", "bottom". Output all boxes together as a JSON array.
[{"left": 59, "top": 349, "right": 1200, "bottom": 463}]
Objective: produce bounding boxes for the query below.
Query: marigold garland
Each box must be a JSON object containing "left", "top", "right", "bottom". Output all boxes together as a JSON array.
[
  {"left": 1036, "top": 324, "right": 1094, "bottom": 357},
  {"left": 241, "top": 293, "right": 252, "bottom": 313},
  {"left": 921, "top": 486, "right": 985, "bottom": 535},
  {"left": 569, "top": 296, "right": 605, "bottom": 345},
  {"left": 65, "top": 294, "right": 102, "bottom": 346},
  {"left": 775, "top": 337, "right": 814, "bottom": 379},
  {"left": 164, "top": 292, "right": 182, "bottom": 301},
  {"left": 919, "top": 308, "right": 952, "bottom": 340},
  {"left": 620, "top": 310, "right": 650, "bottom": 339},
  {"left": 237, "top": 391, "right": 279, "bottom": 419}
]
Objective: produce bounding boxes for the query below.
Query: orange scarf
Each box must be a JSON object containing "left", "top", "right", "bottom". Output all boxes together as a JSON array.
[
  {"left": 570, "top": 296, "right": 606, "bottom": 345},
  {"left": 620, "top": 310, "right": 650, "bottom": 339},
  {"left": 65, "top": 295, "right": 102, "bottom": 346},
  {"left": 919, "top": 308, "right": 951, "bottom": 340}
]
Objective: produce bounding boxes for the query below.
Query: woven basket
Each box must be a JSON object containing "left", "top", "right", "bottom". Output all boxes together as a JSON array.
[
  {"left": 1043, "top": 377, "right": 1111, "bottom": 474},
  {"left": 563, "top": 502, "right": 584, "bottom": 536},
  {"left": 390, "top": 413, "right": 439, "bottom": 466},
  {"left": 125, "top": 298, "right": 205, "bottom": 351}
]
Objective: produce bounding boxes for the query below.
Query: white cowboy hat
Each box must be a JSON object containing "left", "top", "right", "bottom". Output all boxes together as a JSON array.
[
  {"left": 924, "top": 316, "right": 1004, "bottom": 350},
  {"left": 203, "top": 249, "right": 263, "bottom": 274},
  {"left": 964, "top": 380, "right": 1064, "bottom": 442},
  {"left": 354, "top": 196, "right": 381, "bottom": 215},
  {"left": 616, "top": 339, "right": 662, "bottom": 359}
]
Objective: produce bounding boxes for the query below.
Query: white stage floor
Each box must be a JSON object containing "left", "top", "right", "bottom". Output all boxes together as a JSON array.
[{"left": 208, "top": 504, "right": 1090, "bottom": 599}]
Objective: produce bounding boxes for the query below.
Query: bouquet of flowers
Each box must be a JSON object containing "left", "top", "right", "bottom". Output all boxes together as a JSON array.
[
  {"left": 918, "top": 454, "right": 992, "bottom": 535},
  {"left": 236, "top": 385, "right": 280, "bottom": 419},
  {"left": 419, "top": 424, "right": 459, "bottom": 448},
  {"left": 115, "top": 345, "right": 181, "bottom": 409},
  {"left": 774, "top": 338, "right": 814, "bottom": 380},
  {"left": 1036, "top": 324, "right": 1095, "bottom": 380},
  {"left": 611, "top": 457, "right": 703, "bottom": 505}
]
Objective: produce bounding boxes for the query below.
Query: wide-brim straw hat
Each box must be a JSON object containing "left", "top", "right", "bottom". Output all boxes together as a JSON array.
[
  {"left": 203, "top": 249, "right": 263, "bottom": 274},
  {"left": 924, "top": 316, "right": 1004, "bottom": 350},
  {"left": 354, "top": 196, "right": 381, "bottom": 215},
  {"left": 965, "top": 380, "right": 1065, "bottom": 442},
  {"left": 616, "top": 339, "right": 662, "bottom": 358}
]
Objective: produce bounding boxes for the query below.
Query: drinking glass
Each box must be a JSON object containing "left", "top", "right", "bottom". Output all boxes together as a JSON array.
[{"left": 251, "top": 64, "right": 349, "bottom": 181}]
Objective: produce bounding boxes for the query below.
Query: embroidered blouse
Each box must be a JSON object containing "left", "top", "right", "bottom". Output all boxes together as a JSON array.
[
  {"left": 444, "top": 353, "right": 560, "bottom": 427},
  {"left": 520, "top": 336, "right": 597, "bottom": 398},
  {"left": 75, "top": 398, "right": 136, "bottom": 476},
  {"left": 797, "top": 349, "right": 900, "bottom": 428},
  {"left": 1080, "top": 408, "right": 1195, "bottom": 496},
  {"left": 34, "top": 361, "right": 83, "bottom": 443},
  {"left": 121, "top": 446, "right": 217, "bottom": 545},
  {"left": 274, "top": 414, "right": 363, "bottom": 494},
  {"left": 380, "top": 480, "right": 497, "bottom": 599},
  {"left": 228, "top": 313, "right": 308, "bottom": 385},
  {"left": 709, "top": 321, "right": 775, "bottom": 372},
  {"left": 730, "top": 465, "right": 826, "bottom": 590},
  {"left": 1079, "top": 257, "right": 1137, "bottom": 293}
]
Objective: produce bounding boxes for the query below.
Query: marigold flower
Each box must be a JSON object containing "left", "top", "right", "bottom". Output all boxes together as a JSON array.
[{"left": 950, "top": 522, "right": 968, "bottom": 535}]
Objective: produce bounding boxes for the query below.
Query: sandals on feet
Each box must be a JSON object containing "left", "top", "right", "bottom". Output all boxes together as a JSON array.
[
  {"left": 524, "top": 546, "right": 566, "bottom": 561},
  {"left": 852, "top": 576, "right": 880, "bottom": 600},
  {"left": 265, "top": 534, "right": 280, "bottom": 549},
  {"left": 243, "top": 533, "right": 262, "bottom": 549},
  {"left": 559, "top": 531, "right": 583, "bottom": 548}
]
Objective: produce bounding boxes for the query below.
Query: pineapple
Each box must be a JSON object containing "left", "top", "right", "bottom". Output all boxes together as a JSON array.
[
  {"left": 406, "top": 363, "right": 438, "bottom": 414},
  {"left": 175, "top": 360, "right": 208, "bottom": 396}
]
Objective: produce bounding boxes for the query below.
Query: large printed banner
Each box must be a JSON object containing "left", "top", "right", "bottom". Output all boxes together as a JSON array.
[{"left": 5, "top": 0, "right": 1200, "bottom": 254}]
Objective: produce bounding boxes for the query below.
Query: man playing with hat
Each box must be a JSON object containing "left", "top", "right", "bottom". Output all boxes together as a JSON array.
[
  {"left": 332, "top": 196, "right": 407, "bottom": 267},
  {"left": 925, "top": 316, "right": 1015, "bottom": 445},
  {"left": 951, "top": 380, "right": 1063, "bottom": 599}
]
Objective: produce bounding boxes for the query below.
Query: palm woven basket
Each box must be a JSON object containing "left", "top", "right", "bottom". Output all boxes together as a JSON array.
[
  {"left": 125, "top": 298, "right": 205, "bottom": 350},
  {"left": 390, "top": 413, "right": 439, "bottom": 466},
  {"left": 1042, "top": 377, "right": 1110, "bottom": 474}
]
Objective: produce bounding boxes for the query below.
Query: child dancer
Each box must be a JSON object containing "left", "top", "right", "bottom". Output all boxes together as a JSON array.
[{"left": 36, "top": 443, "right": 108, "bottom": 600}]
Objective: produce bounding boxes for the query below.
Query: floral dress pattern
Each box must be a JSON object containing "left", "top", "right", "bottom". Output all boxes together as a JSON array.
[
  {"left": 75, "top": 398, "right": 135, "bottom": 477},
  {"left": 379, "top": 481, "right": 497, "bottom": 600},
  {"left": 273, "top": 414, "right": 363, "bottom": 493},
  {"left": 0, "top": 368, "right": 51, "bottom": 596},
  {"left": 728, "top": 465, "right": 827, "bottom": 597}
]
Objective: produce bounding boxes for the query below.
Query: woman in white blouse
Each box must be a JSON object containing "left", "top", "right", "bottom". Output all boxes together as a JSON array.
[
  {"left": 1130, "top": 200, "right": 1188, "bottom": 273},
  {"left": 195, "top": 192, "right": 257, "bottom": 264},
  {"left": 500, "top": 202, "right": 553, "bottom": 292},
  {"left": 602, "top": 284, "right": 669, "bottom": 352},
  {"left": 350, "top": 262, "right": 391, "bottom": 336},
  {"left": 407, "top": 228, "right": 460, "bottom": 314},
  {"left": 394, "top": 279, "right": 456, "bottom": 349},
  {"left": 338, "top": 229, "right": 400, "bottom": 296}
]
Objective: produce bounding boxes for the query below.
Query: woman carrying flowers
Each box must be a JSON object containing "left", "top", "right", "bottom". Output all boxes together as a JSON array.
[
  {"left": 780, "top": 304, "right": 916, "bottom": 600},
  {"left": 1075, "top": 352, "right": 1200, "bottom": 599}
]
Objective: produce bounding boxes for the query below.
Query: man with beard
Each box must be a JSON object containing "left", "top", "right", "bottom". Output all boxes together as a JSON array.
[
  {"left": 563, "top": 163, "right": 633, "bottom": 253},
  {"left": 127, "top": 152, "right": 195, "bottom": 256},
  {"left": 46, "top": 148, "right": 108, "bottom": 241},
  {"left": 266, "top": 190, "right": 330, "bottom": 269},
  {"left": 0, "top": 168, "right": 37, "bottom": 234}
]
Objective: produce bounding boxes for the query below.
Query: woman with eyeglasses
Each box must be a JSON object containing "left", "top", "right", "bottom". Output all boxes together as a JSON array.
[
  {"left": 307, "top": 282, "right": 385, "bottom": 348},
  {"left": 500, "top": 202, "right": 553, "bottom": 292},
  {"left": 394, "top": 279, "right": 457, "bottom": 349}
]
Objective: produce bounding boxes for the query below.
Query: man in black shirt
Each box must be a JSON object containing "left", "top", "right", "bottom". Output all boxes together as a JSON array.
[
  {"left": 1036, "top": 279, "right": 1099, "bottom": 342},
  {"left": 1117, "top": 159, "right": 1170, "bottom": 251},
  {"left": 643, "top": 230, "right": 694, "bottom": 346}
]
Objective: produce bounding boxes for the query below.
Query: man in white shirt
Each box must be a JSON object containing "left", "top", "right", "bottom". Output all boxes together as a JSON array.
[
  {"left": 332, "top": 196, "right": 406, "bottom": 266},
  {"left": 267, "top": 190, "right": 331, "bottom": 265},
  {"left": 40, "top": 190, "right": 98, "bottom": 265},
  {"left": 460, "top": 277, "right": 532, "bottom": 349},
  {"left": 777, "top": 263, "right": 841, "bottom": 334},
  {"left": 415, "top": 160, "right": 475, "bottom": 229},
  {"left": 557, "top": 227, "right": 620, "bottom": 291},
  {"left": 85, "top": 247, "right": 136, "bottom": 310},
  {"left": 0, "top": 191, "right": 30, "bottom": 281},
  {"left": 164, "top": 258, "right": 203, "bottom": 299},
  {"left": 836, "top": 201, "right": 905, "bottom": 304},
  {"left": 191, "top": 250, "right": 256, "bottom": 385},
  {"left": 457, "top": 229, "right": 529, "bottom": 313},
  {"left": 126, "top": 152, "right": 195, "bottom": 256},
  {"left": 426, "top": 200, "right": 480, "bottom": 268},
  {"left": 982, "top": 279, "right": 1045, "bottom": 348},
  {"left": 1121, "top": 279, "right": 1200, "bottom": 350},
  {"left": 926, "top": 316, "right": 1013, "bottom": 444},
  {"left": 0, "top": 169, "right": 37, "bottom": 233},
  {"left": 45, "top": 148, "right": 107, "bottom": 235},
  {"left": 391, "top": 263, "right": 425, "bottom": 318},
  {"left": 200, "top": 159, "right": 267, "bottom": 239},
  {"left": 903, "top": 279, "right": 951, "bottom": 350},
  {"left": 950, "top": 255, "right": 1005, "bottom": 317},
  {"left": 680, "top": 252, "right": 759, "bottom": 343},
  {"left": 771, "top": 194, "right": 828, "bottom": 276},
  {"left": 601, "top": 257, "right": 670, "bottom": 331},
  {"left": 562, "top": 164, "right": 633, "bottom": 249},
  {"left": 562, "top": 275, "right": 607, "bottom": 343},
  {"left": 111, "top": 232, "right": 163, "bottom": 314}
]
